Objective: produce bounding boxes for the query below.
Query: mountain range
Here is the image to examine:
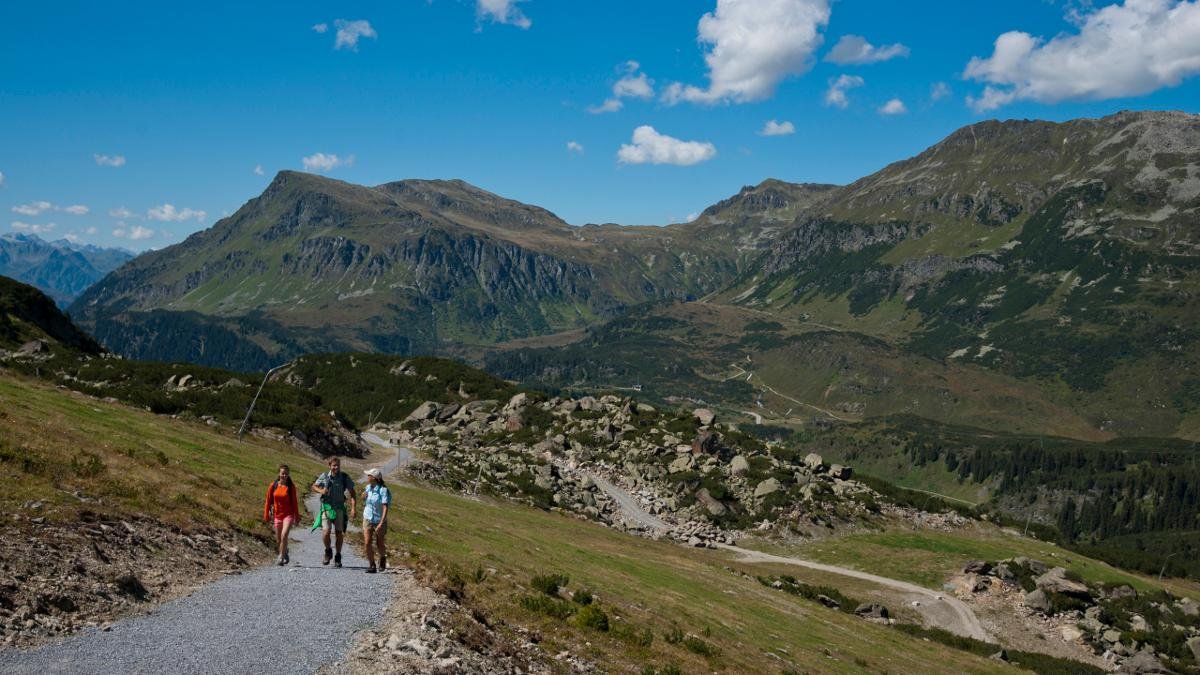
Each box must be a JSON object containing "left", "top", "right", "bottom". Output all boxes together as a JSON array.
[
  {"left": 0, "top": 234, "right": 133, "bottom": 307},
  {"left": 70, "top": 110, "right": 1200, "bottom": 439}
]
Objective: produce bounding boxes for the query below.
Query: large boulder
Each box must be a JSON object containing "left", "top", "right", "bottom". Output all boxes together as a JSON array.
[
  {"left": 827, "top": 464, "right": 852, "bottom": 480},
  {"left": 854, "top": 603, "right": 889, "bottom": 619},
  {"left": 668, "top": 455, "right": 695, "bottom": 474},
  {"left": 803, "top": 453, "right": 824, "bottom": 472},
  {"left": 753, "top": 478, "right": 781, "bottom": 498},
  {"left": 503, "top": 392, "right": 528, "bottom": 412},
  {"left": 1023, "top": 589, "right": 1051, "bottom": 613},
  {"left": 692, "top": 431, "right": 720, "bottom": 455},
  {"left": 963, "top": 560, "right": 992, "bottom": 575},
  {"left": 1178, "top": 597, "right": 1199, "bottom": 617},
  {"left": 695, "top": 488, "right": 727, "bottom": 516},
  {"left": 578, "top": 396, "right": 602, "bottom": 412},
  {"left": 1035, "top": 567, "right": 1090, "bottom": 597},
  {"left": 1186, "top": 636, "right": 1200, "bottom": 663},
  {"left": 1109, "top": 585, "right": 1138, "bottom": 600},
  {"left": 406, "top": 401, "right": 440, "bottom": 423},
  {"left": 1118, "top": 649, "right": 1167, "bottom": 674},
  {"left": 729, "top": 455, "right": 750, "bottom": 476},
  {"left": 692, "top": 408, "right": 716, "bottom": 426}
]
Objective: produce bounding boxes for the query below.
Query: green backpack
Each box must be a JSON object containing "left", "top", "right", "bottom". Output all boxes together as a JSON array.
[{"left": 310, "top": 502, "right": 337, "bottom": 532}]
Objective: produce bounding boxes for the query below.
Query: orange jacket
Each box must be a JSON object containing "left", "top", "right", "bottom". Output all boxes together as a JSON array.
[{"left": 263, "top": 480, "right": 300, "bottom": 521}]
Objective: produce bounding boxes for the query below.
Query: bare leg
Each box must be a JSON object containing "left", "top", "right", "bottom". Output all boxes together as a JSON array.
[
  {"left": 278, "top": 518, "right": 293, "bottom": 558},
  {"left": 363, "top": 525, "right": 374, "bottom": 566},
  {"left": 375, "top": 527, "right": 386, "bottom": 567}
]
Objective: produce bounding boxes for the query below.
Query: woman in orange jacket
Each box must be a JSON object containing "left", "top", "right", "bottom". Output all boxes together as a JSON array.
[{"left": 263, "top": 464, "right": 301, "bottom": 565}]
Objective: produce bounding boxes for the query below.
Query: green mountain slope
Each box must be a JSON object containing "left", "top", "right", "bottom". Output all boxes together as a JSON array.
[{"left": 70, "top": 172, "right": 786, "bottom": 370}]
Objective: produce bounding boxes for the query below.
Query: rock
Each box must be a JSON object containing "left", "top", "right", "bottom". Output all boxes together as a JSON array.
[
  {"left": 18, "top": 340, "right": 48, "bottom": 354},
  {"left": 963, "top": 560, "right": 992, "bottom": 575},
  {"left": 434, "top": 403, "right": 461, "bottom": 422},
  {"left": 1011, "top": 557, "right": 1048, "bottom": 575},
  {"left": 854, "top": 603, "right": 889, "bottom": 619},
  {"left": 385, "top": 633, "right": 403, "bottom": 651},
  {"left": 636, "top": 403, "right": 656, "bottom": 414},
  {"left": 1129, "top": 614, "right": 1149, "bottom": 632},
  {"left": 1061, "top": 625, "right": 1084, "bottom": 642},
  {"left": 687, "top": 536, "right": 705, "bottom": 547},
  {"left": 693, "top": 408, "right": 716, "bottom": 426},
  {"left": 668, "top": 455, "right": 695, "bottom": 474},
  {"left": 1023, "top": 589, "right": 1050, "bottom": 613},
  {"left": 1109, "top": 585, "right": 1138, "bottom": 600},
  {"left": 753, "top": 478, "right": 781, "bottom": 498},
  {"left": 803, "top": 453, "right": 824, "bottom": 472},
  {"left": 827, "top": 464, "right": 852, "bottom": 480},
  {"left": 177, "top": 374, "right": 193, "bottom": 387},
  {"left": 403, "top": 639, "right": 433, "bottom": 659},
  {"left": 817, "top": 595, "right": 840, "bottom": 609},
  {"left": 692, "top": 431, "right": 720, "bottom": 455},
  {"left": 504, "top": 392, "right": 528, "bottom": 412},
  {"left": 695, "top": 488, "right": 726, "bottom": 516},
  {"left": 578, "top": 396, "right": 602, "bottom": 412},
  {"left": 1035, "top": 567, "right": 1090, "bottom": 597},
  {"left": 1103, "top": 629, "right": 1123, "bottom": 644},
  {"left": 1118, "top": 649, "right": 1166, "bottom": 674},
  {"left": 970, "top": 577, "right": 990, "bottom": 593},
  {"left": 729, "top": 455, "right": 750, "bottom": 476},
  {"left": 1177, "top": 597, "right": 1199, "bottom": 617},
  {"left": 992, "top": 563, "right": 1016, "bottom": 584},
  {"left": 1186, "top": 636, "right": 1200, "bottom": 663},
  {"left": 990, "top": 649, "right": 1008, "bottom": 662},
  {"left": 406, "top": 401, "right": 440, "bottom": 423},
  {"left": 505, "top": 415, "right": 523, "bottom": 432}
]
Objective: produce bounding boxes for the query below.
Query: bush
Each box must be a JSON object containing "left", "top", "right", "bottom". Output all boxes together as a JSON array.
[
  {"left": 571, "top": 588, "right": 594, "bottom": 605},
  {"left": 518, "top": 594, "right": 575, "bottom": 620},
  {"left": 681, "top": 635, "right": 721, "bottom": 657},
  {"left": 530, "top": 573, "right": 569, "bottom": 596},
  {"left": 663, "top": 625, "right": 684, "bottom": 645},
  {"left": 574, "top": 604, "right": 609, "bottom": 632}
]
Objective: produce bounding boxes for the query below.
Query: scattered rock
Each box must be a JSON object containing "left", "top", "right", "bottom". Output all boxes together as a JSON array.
[
  {"left": 1109, "top": 585, "right": 1138, "bottom": 600},
  {"left": 1118, "top": 649, "right": 1166, "bottom": 674},
  {"left": 692, "top": 408, "right": 716, "bottom": 426},
  {"left": 406, "top": 402, "right": 440, "bottom": 423},
  {"left": 1023, "top": 589, "right": 1050, "bottom": 613},
  {"left": 990, "top": 649, "right": 1008, "bottom": 662},
  {"left": 962, "top": 560, "right": 992, "bottom": 575},
  {"left": 1035, "top": 567, "right": 1090, "bottom": 597},
  {"left": 854, "top": 603, "right": 889, "bottom": 619},
  {"left": 692, "top": 431, "right": 720, "bottom": 455},
  {"left": 803, "top": 453, "right": 824, "bottom": 472},
  {"left": 816, "top": 595, "right": 840, "bottom": 609},
  {"left": 752, "top": 478, "right": 781, "bottom": 498}
]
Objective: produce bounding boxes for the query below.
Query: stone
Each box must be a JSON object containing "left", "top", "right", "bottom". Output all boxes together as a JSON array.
[
  {"left": 1035, "top": 567, "right": 1090, "bottom": 597},
  {"left": 505, "top": 415, "right": 523, "bottom": 432},
  {"left": 695, "top": 488, "right": 726, "bottom": 516},
  {"left": 404, "top": 639, "right": 433, "bottom": 659},
  {"left": 729, "top": 455, "right": 750, "bottom": 476},
  {"left": 1011, "top": 557, "right": 1048, "bottom": 575},
  {"left": 692, "top": 408, "right": 716, "bottom": 426},
  {"left": 753, "top": 478, "right": 781, "bottom": 498},
  {"left": 692, "top": 431, "right": 720, "bottom": 455},
  {"left": 1102, "top": 629, "right": 1123, "bottom": 644},
  {"left": 1177, "top": 597, "right": 1199, "bottom": 617},
  {"left": 1023, "top": 589, "right": 1050, "bottom": 613},
  {"left": 1129, "top": 615, "right": 1149, "bottom": 632},
  {"left": 963, "top": 560, "right": 992, "bottom": 575},
  {"left": 827, "top": 464, "right": 852, "bottom": 480},
  {"left": 992, "top": 563, "right": 1016, "bottom": 584},
  {"left": 406, "top": 401, "right": 440, "bottom": 422},
  {"left": 990, "top": 650, "right": 1008, "bottom": 662},
  {"left": 1109, "top": 585, "right": 1138, "bottom": 600},
  {"left": 504, "top": 392, "right": 528, "bottom": 411},
  {"left": 803, "top": 453, "right": 824, "bottom": 472},
  {"left": 18, "top": 340, "right": 48, "bottom": 354},
  {"left": 177, "top": 374, "right": 193, "bottom": 387},
  {"left": 434, "top": 403, "right": 461, "bottom": 422},
  {"left": 668, "top": 455, "right": 695, "bottom": 474},
  {"left": 971, "top": 577, "right": 990, "bottom": 593},
  {"left": 578, "top": 396, "right": 602, "bottom": 412},
  {"left": 385, "top": 633, "right": 403, "bottom": 651},
  {"left": 1186, "top": 636, "right": 1200, "bottom": 663},
  {"left": 1118, "top": 649, "right": 1166, "bottom": 674},
  {"left": 1061, "top": 625, "right": 1084, "bottom": 642},
  {"left": 854, "top": 603, "right": 889, "bottom": 619},
  {"left": 817, "top": 595, "right": 840, "bottom": 609}
]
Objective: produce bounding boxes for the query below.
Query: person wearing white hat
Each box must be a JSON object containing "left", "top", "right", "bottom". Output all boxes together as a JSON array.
[{"left": 361, "top": 467, "right": 392, "bottom": 574}]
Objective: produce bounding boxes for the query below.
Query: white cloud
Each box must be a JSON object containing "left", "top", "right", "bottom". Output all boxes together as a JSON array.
[
  {"left": 879, "top": 98, "right": 908, "bottom": 115},
  {"left": 108, "top": 206, "right": 134, "bottom": 219},
  {"left": 965, "top": 0, "right": 1200, "bottom": 112},
  {"left": 147, "top": 204, "right": 206, "bottom": 222},
  {"left": 825, "top": 35, "right": 909, "bottom": 65},
  {"left": 301, "top": 152, "right": 353, "bottom": 172},
  {"left": 63, "top": 233, "right": 84, "bottom": 244},
  {"left": 759, "top": 119, "right": 796, "bottom": 136},
  {"left": 617, "top": 126, "right": 717, "bottom": 166},
  {"left": 566, "top": 141, "right": 585, "bottom": 154},
  {"left": 62, "top": 204, "right": 89, "bottom": 215},
  {"left": 477, "top": 0, "right": 532, "bottom": 29},
  {"left": 0, "top": 171, "right": 5, "bottom": 187},
  {"left": 113, "top": 225, "right": 154, "bottom": 240},
  {"left": 11, "top": 221, "right": 55, "bottom": 234},
  {"left": 589, "top": 62, "right": 655, "bottom": 114},
  {"left": 254, "top": 164, "right": 264, "bottom": 176},
  {"left": 85, "top": 226, "right": 97, "bottom": 235},
  {"left": 312, "top": 22, "right": 328, "bottom": 34},
  {"left": 333, "top": 19, "right": 376, "bottom": 50},
  {"left": 823, "top": 74, "right": 864, "bottom": 108},
  {"left": 93, "top": 153, "right": 126, "bottom": 167},
  {"left": 12, "top": 201, "right": 53, "bottom": 216},
  {"left": 931, "top": 81, "right": 951, "bottom": 101},
  {"left": 663, "top": 0, "right": 831, "bottom": 105}
]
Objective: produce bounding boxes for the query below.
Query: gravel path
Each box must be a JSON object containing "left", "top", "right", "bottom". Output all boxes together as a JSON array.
[
  {"left": 0, "top": 441, "right": 411, "bottom": 675},
  {"left": 587, "top": 473, "right": 669, "bottom": 534}
]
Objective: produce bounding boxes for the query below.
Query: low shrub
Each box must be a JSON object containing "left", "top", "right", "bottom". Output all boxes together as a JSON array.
[
  {"left": 571, "top": 588, "right": 594, "bottom": 605},
  {"left": 574, "top": 604, "right": 609, "bottom": 632},
  {"left": 518, "top": 594, "right": 575, "bottom": 620},
  {"left": 530, "top": 573, "right": 569, "bottom": 596}
]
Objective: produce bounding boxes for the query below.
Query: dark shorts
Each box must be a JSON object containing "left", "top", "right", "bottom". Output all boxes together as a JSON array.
[{"left": 322, "top": 506, "right": 348, "bottom": 534}]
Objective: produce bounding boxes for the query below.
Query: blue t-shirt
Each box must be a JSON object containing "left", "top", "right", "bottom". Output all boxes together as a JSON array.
[
  {"left": 316, "top": 471, "right": 354, "bottom": 509},
  {"left": 363, "top": 483, "right": 392, "bottom": 523}
]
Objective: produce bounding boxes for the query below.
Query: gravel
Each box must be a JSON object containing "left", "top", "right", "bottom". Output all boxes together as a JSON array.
[{"left": 0, "top": 446, "right": 410, "bottom": 675}]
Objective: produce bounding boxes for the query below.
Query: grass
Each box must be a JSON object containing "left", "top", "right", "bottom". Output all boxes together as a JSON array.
[
  {"left": 0, "top": 371, "right": 326, "bottom": 533},
  {"left": 743, "top": 525, "right": 1200, "bottom": 601},
  {"left": 387, "top": 482, "right": 1013, "bottom": 673}
]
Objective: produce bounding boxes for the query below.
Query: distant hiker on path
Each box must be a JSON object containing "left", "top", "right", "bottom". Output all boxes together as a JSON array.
[
  {"left": 361, "top": 467, "right": 391, "bottom": 574},
  {"left": 263, "top": 464, "right": 300, "bottom": 566},
  {"left": 312, "top": 457, "right": 356, "bottom": 568}
]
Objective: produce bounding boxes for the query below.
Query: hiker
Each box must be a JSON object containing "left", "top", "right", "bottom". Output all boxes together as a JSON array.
[
  {"left": 262, "top": 464, "right": 300, "bottom": 565},
  {"left": 312, "top": 456, "right": 357, "bottom": 568},
  {"left": 361, "top": 467, "right": 391, "bottom": 574}
]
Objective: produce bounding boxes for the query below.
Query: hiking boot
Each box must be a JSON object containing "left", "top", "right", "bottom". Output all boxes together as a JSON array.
[
  {"left": 276, "top": 555, "right": 285, "bottom": 566},
  {"left": 282, "top": 552, "right": 290, "bottom": 565},
  {"left": 366, "top": 564, "right": 377, "bottom": 574},
  {"left": 323, "top": 548, "right": 333, "bottom": 565},
  {"left": 334, "top": 554, "right": 342, "bottom": 568},
  {"left": 378, "top": 556, "right": 387, "bottom": 571}
]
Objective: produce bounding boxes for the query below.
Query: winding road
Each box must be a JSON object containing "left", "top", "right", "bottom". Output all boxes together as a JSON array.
[{"left": 0, "top": 433, "right": 414, "bottom": 675}]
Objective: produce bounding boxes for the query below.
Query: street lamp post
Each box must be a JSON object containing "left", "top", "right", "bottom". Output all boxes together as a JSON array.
[{"left": 237, "top": 364, "right": 288, "bottom": 438}]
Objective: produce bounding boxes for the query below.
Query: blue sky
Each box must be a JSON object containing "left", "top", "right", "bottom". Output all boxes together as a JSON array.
[{"left": 3, "top": 0, "right": 1200, "bottom": 250}]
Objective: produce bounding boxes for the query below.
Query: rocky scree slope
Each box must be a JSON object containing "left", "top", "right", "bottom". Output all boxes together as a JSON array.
[
  {"left": 70, "top": 172, "right": 783, "bottom": 371},
  {"left": 385, "top": 390, "right": 952, "bottom": 548}
]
